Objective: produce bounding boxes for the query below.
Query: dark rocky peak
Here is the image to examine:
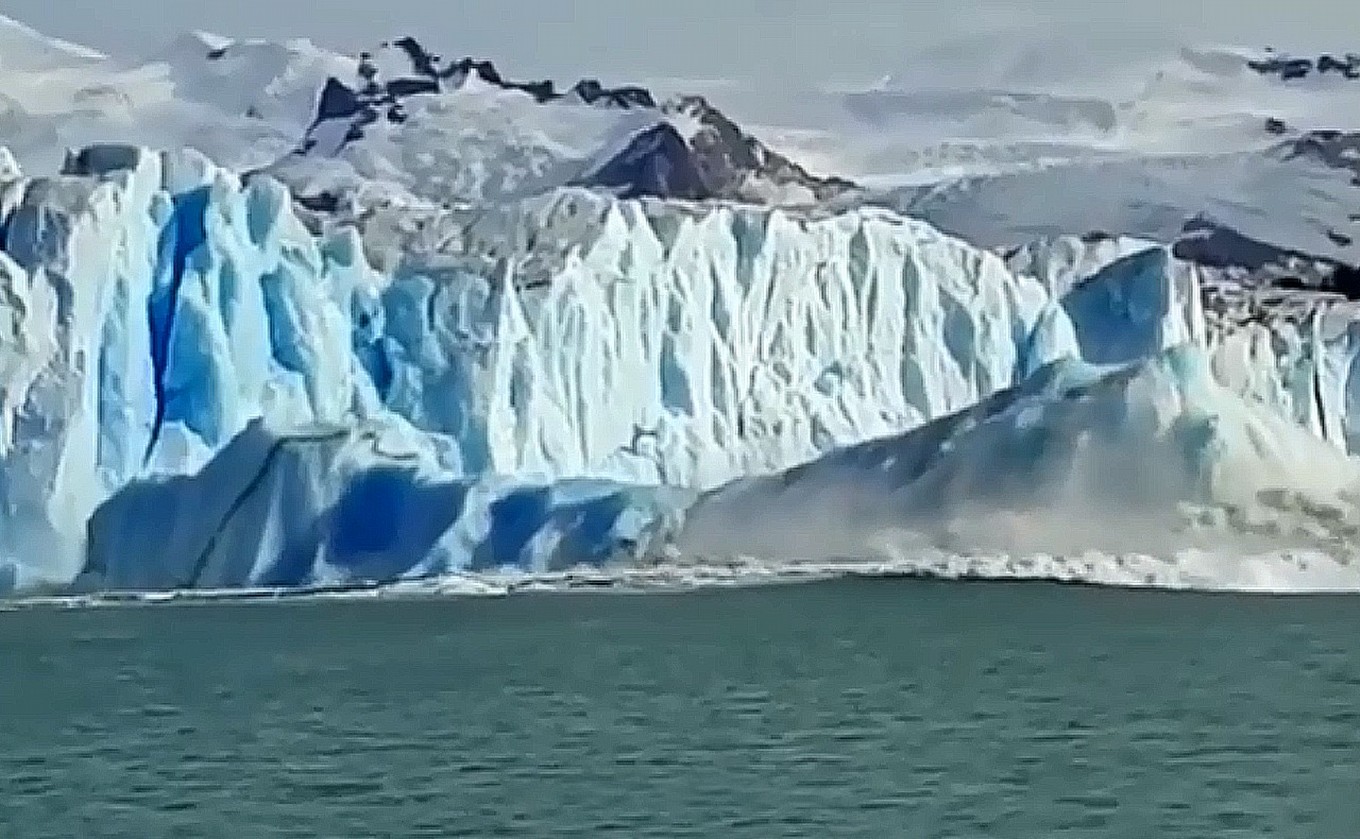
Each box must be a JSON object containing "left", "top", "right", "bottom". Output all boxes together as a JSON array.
[
  {"left": 300, "top": 37, "right": 665, "bottom": 153},
  {"left": 442, "top": 57, "right": 507, "bottom": 88},
  {"left": 1284, "top": 130, "right": 1360, "bottom": 179},
  {"left": 389, "top": 36, "right": 441, "bottom": 79},
  {"left": 442, "top": 57, "right": 555, "bottom": 101},
  {"left": 436, "top": 56, "right": 654, "bottom": 108},
  {"left": 576, "top": 123, "right": 709, "bottom": 201},
  {"left": 1174, "top": 214, "right": 1360, "bottom": 298},
  {"left": 568, "top": 79, "right": 655, "bottom": 109},
  {"left": 654, "top": 95, "right": 857, "bottom": 203},
  {"left": 313, "top": 77, "right": 362, "bottom": 123},
  {"left": 1248, "top": 50, "right": 1360, "bottom": 81},
  {"left": 366, "top": 35, "right": 657, "bottom": 108},
  {"left": 568, "top": 94, "right": 857, "bottom": 204}
]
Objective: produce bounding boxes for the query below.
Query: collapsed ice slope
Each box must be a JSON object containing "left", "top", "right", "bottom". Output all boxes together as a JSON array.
[
  {"left": 0, "top": 144, "right": 1075, "bottom": 590},
  {"left": 678, "top": 345, "right": 1360, "bottom": 576}
]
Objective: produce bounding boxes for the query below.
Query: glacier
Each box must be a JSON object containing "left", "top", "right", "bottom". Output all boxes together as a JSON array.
[
  {"left": 4, "top": 17, "right": 1360, "bottom": 598},
  {"left": 0, "top": 144, "right": 1078, "bottom": 591}
]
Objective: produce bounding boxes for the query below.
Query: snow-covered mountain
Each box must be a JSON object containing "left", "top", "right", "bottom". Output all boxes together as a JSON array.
[
  {"left": 267, "top": 35, "right": 858, "bottom": 209},
  {"left": 5, "top": 16, "right": 1360, "bottom": 596},
  {"left": 140, "top": 30, "right": 357, "bottom": 131},
  {"left": 1, "top": 15, "right": 857, "bottom": 209},
  {"left": 5, "top": 14, "right": 1357, "bottom": 272},
  {"left": 0, "top": 13, "right": 104, "bottom": 71},
  {"left": 846, "top": 35, "right": 1360, "bottom": 281},
  {"left": 0, "top": 15, "right": 322, "bottom": 173}
]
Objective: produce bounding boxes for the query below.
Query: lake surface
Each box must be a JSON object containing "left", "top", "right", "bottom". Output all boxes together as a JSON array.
[{"left": 2, "top": 579, "right": 1358, "bottom": 837}]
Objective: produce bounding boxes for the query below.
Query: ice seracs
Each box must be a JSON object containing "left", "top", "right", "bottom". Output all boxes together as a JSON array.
[
  {"left": 367, "top": 189, "right": 1076, "bottom": 486},
  {"left": 0, "top": 145, "right": 378, "bottom": 587}
]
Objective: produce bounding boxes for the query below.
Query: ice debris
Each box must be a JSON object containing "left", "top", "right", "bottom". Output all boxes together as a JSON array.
[{"left": 678, "top": 345, "right": 1360, "bottom": 570}]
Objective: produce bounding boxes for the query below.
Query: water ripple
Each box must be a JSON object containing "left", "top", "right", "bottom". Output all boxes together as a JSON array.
[{"left": 1, "top": 578, "right": 1357, "bottom": 837}]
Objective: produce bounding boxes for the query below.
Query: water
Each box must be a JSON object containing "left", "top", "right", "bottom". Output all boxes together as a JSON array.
[{"left": 2, "top": 578, "right": 1358, "bottom": 838}]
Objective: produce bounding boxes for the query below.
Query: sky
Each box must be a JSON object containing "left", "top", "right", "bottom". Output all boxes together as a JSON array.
[{"left": 8, "top": 0, "right": 1360, "bottom": 84}]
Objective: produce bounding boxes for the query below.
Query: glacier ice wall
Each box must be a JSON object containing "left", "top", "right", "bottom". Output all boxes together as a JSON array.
[
  {"left": 6, "top": 143, "right": 1360, "bottom": 595},
  {"left": 374, "top": 190, "right": 1079, "bottom": 488},
  {"left": 0, "top": 146, "right": 384, "bottom": 586},
  {"left": 0, "top": 144, "right": 1078, "bottom": 590},
  {"left": 81, "top": 418, "right": 688, "bottom": 592},
  {"left": 1205, "top": 289, "right": 1360, "bottom": 453}
]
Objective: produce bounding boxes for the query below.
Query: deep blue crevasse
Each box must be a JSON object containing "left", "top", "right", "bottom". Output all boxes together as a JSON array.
[{"left": 144, "top": 186, "right": 210, "bottom": 463}]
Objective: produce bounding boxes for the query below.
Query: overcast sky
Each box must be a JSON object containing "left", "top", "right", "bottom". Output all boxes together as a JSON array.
[{"left": 9, "top": 0, "right": 1360, "bottom": 82}]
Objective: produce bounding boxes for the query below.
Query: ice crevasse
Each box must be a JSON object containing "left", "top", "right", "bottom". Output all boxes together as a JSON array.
[{"left": 0, "top": 144, "right": 1078, "bottom": 591}]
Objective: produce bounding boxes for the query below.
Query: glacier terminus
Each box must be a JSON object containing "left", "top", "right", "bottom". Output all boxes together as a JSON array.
[{"left": 3, "top": 16, "right": 1360, "bottom": 596}]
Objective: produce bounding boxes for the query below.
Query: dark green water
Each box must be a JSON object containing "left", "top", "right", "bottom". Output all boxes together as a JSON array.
[{"left": 2, "top": 579, "right": 1358, "bottom": 838}]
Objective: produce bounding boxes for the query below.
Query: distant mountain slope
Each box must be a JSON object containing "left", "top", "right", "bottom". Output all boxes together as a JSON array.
[
  {"left": 0, "top": 12, "right": 104, "bottom": 71},
  {"left": 273, "top": 36, "right": 858, "bottom": 208},
  {"left": 2, "top": 14, "right": 1359, "bottom": 282},
  {"left": 0, "top": 18, "right": 335, "bottom": 172},
  {"left": 140, "top": 31, "right": 357, "bottom": 130}
]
